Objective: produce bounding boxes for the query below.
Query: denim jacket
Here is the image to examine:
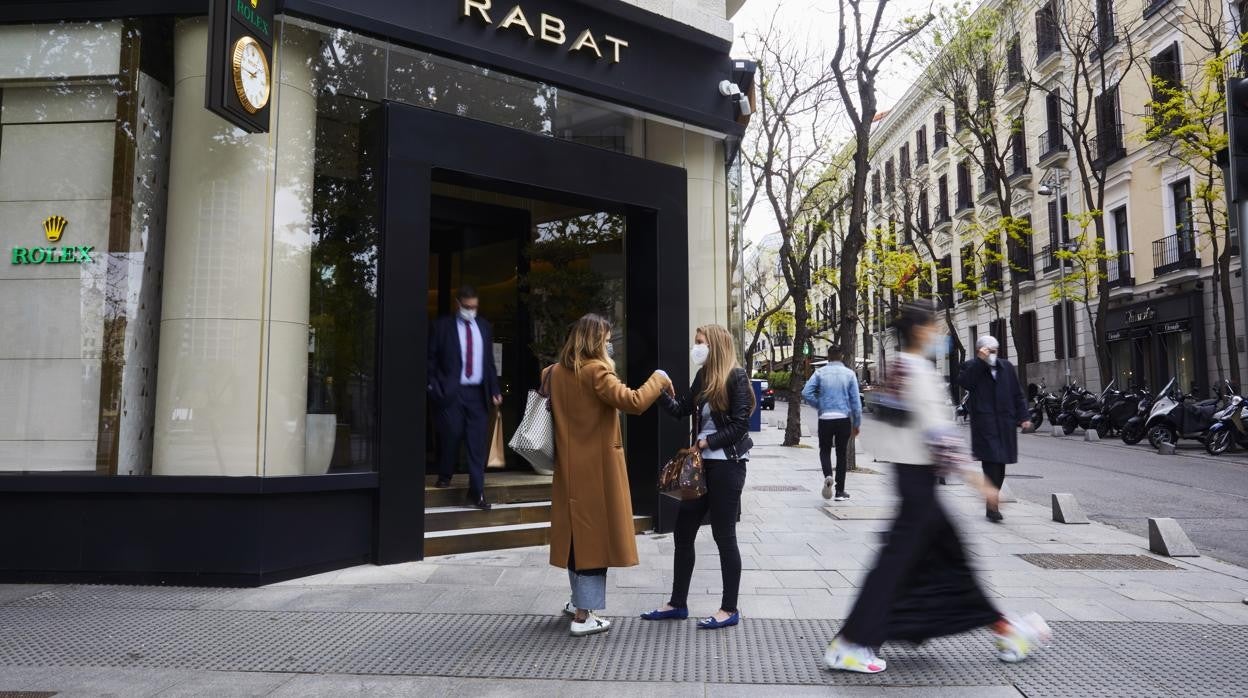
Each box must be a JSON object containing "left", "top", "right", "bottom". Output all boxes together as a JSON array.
[{"left": 801, "top": 361, "right": 863, "bottom": 428}]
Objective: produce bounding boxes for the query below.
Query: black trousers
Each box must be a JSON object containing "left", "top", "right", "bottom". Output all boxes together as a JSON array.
[
  {"left": 982, "top": 461, "right": 1006, "bottom": 493},
  {"left": 839, "top": 464, "right": 1000, "bottom": 647},
  {"left": 669, "top": 459, "right": 747, "bottom": 614},
  {"left": 818, "top": 418, "right": 852, "bottom": 491},
  {"left": 436, "top": 385, "right": 489, "bottom": 499}
]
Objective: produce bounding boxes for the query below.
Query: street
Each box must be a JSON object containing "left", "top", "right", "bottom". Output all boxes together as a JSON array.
[{"left": 786, "top": 399, "right": 1248, "bottom": 567}]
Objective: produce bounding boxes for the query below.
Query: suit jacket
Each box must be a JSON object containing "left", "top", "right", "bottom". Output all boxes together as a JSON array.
[
  {"left": 957, "top": 358, "right": 1028, "bottom": 464},
  {"left": 427, "top": 314, "right": 501, "bottom": 409}
]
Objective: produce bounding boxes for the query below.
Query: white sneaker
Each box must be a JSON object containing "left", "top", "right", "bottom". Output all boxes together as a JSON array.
[
  {"left": 823, "top": 636, "right": 886, "bottom": 673},
  {"left": 570, "top": 613, "right": 612, "bottom": 637},
  {"left": 834, "top": 490, "right": 850, "bottom": 501},
  {"left": 822, "top": 476, "right": 834, "bottom": 500},
  {"left": 995, "top": 613, "right": 1052, "bottom": 663},
  {"left": 562, "top": 601, "right": 576, "bottom": 616}
]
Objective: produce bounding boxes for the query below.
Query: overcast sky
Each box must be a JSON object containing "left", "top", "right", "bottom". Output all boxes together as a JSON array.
[{"left": 729, "top": 0, "right": 949, "bottom": 244}]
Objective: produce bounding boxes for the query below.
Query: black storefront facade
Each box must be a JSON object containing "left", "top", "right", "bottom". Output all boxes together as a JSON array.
[
  {"left": 0, "top": 1, "right": 748, "bottom": 584},
  {"left": 1106, "top": 292, "right": 1207, "bottom": 397}
]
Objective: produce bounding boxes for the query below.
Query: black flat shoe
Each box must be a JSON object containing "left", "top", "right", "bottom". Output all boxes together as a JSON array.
[
  {"left": 434, "top": 478, "right": 452, "bottom": 488},
  {"left": 470, "top": 497, "right": 492, "bottom": 511},
  {"left": 986, "top": 509, "right": 1004, "bottom": 522}
]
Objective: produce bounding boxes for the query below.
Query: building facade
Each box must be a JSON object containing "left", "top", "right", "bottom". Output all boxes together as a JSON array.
[
  {"left": 863, "top": 0, "right": 1246, "bottom": 398},
  {"left": 0, "top": 0, "right": 752, "bottom": 583}
]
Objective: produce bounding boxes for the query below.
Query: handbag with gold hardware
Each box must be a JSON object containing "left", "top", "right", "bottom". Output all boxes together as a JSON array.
[{"left": 658, "top": 448, "right": 706, "bottom": 501}]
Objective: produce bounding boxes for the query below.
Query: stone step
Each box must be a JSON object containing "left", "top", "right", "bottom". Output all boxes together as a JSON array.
[
  {"left": 423, "top": 516, "right": 652, "bottom": 557},
  {"left": 425, "top": 501, "right": 553, "bottom": 532},
  {"left": 425, "top": 475, "right": 552, "bottom": 508}
]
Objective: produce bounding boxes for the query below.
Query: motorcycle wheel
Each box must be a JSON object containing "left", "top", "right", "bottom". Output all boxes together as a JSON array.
[
  {"left": 1121, "top": 423, "right": 1144, "bottom": 445},
  {"left": 1148, "top": 424, "right": 1177, "bottom": 450},
  {"left": 1206, "top": 429, "right": 1231, "bottom": 456},
  {"left": 1029, "top": 407, "right": 1044, "bottom": 428},
  {"left": 1062, "top": 416, "right": 1077, "bottom": 436},
  {"left": 1096, "top": 423, "right": 1111, "bottom": 440}
]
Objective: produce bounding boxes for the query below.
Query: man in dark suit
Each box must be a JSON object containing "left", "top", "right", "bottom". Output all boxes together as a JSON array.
[
  {"left": 428, "top": 285, "right": 502, "bottom": 510},
  {"left": 957, "top": 335, "right": 1032, "bottom": 522}
]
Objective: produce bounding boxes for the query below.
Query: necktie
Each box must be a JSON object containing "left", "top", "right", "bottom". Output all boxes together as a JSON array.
[{"left": 463, "top": 319, "right": 474, "bottom": 379}]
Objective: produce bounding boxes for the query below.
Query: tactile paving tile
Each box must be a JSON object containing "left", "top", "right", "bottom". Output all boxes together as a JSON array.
[
  {"left": 1, "top": 606, "right": 1244, "bottom": 694},
  {"left": 2, "top": 585, "right": 235, "bottom": 610},
  {"left": 748, "top": 485, "right": 807, "bottom": 492},
  {"left": 1018, "top": 553, "right": 1181, "bottom": 571}
]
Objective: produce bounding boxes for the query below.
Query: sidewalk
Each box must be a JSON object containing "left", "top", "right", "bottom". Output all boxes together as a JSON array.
[{"left": 3, "top": 420, "right": 1248, "bottom": 696}]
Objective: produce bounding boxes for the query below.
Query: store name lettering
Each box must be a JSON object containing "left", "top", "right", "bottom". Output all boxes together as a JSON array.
[
  {"left": 462, "top": 0, "right": 630, "bottom": 63},
  {"left": 11, "top": 246, "right": 94, "bottom": 265},
  {"left": 1126, "top": 307, "right": 1156, "bottom": 324},
  {"left": 235, "top": 0, "right": 271, "bottom": 38}
]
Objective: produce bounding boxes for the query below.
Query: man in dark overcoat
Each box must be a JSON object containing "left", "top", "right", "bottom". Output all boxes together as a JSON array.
[{"left": 957, "top": 335, "right": 1031, "bottom": 522}]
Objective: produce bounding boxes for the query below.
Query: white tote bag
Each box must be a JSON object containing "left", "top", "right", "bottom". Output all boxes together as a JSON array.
[{"left": 508, "top": 366, "right": 555, "bottom": 475}]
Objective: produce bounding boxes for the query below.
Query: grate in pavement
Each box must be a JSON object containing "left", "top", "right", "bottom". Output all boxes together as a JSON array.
[
  {"left": 1007, "top": 474, "right": 1044, "bottom": 479},
  {"left": 1017, "top": 553, "right": 1180, "bottom": 571},
  {"left": 0, "top": 694, "right": 57, "bottom": 698},
  {"left": 748, "top": 485, "right": 807, "bottom": 492}
]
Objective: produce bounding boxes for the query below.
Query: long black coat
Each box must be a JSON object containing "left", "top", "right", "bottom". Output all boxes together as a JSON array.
[{"left": 957, "top": 358, "right": 1028, "bottom": 464}]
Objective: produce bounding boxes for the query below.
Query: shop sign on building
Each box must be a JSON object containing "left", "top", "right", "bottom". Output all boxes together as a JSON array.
[
  {"left": 1127, "top": 307, "right": 1156, "bottom": 324},
  {"left": 9, "top": 216, "right": 93, "bottom": 266},
  {"left": 205, "top": 0, "right": 276, "bottom": 133},
  {"left": 462, "top": 0, "right": 630, "bottom": 63}
]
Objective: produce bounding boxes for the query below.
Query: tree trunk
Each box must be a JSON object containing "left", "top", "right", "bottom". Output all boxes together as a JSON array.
[
  {"left": 1219, "top": 244, "right": 1241, "bottom": 387},
  {"left": 1211, "top": 238, "right": 1226, "bottom": 384},
  {"left": 1092, "top": 219, "right": 1112, "bottom": 387},
  {"left": 784, "top": 293, "right": 810, "bottom": 446}
]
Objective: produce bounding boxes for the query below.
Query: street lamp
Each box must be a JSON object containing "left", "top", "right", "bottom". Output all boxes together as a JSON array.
[{"left": 1037, "top": 168, "right": 1074, "bottom": 387}]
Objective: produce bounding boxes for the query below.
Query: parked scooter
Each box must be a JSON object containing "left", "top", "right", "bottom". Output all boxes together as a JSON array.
[
  {"left": 1090, "top": 382, "right": 1148, "bottom": 439},
  {"left": 1206, "top": 394, "right": 1248, "bottom": 455},
  {"left": 1121, "top": 383, "right": 1163, "bottom": 445},
  {"left": 1063, "top": 381, "right": 1116, "bottom": 434},
  {"left": 1028, "top": 380, "right": 1061, "bottom": 428},
  {"left": 1145, "top": 380, "right": 1227, "bottom": 449},
  {"left": 1056, "top": 382, "right": 1098, "bottom": 435}
]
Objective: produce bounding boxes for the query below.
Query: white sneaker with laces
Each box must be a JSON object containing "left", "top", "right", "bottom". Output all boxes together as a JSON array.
[
  {"left": 822, "top": 476, "right": 834, "bottom": 500},
  {"left": 562, "top": 601, "right": 576, "bottom": 616},
  {"left": 570, "top": 613, "right": 612, "bottom": 637},
  {"left": 995, "top": 613, "right": 1052, "bottom": 663},
  {"left": 823, "top": 636, "right": 886, "bottom": 673}
]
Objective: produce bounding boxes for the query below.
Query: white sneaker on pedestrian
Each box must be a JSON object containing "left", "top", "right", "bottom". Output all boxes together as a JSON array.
[
  {"left": 822, "top": 476, "right": 834, "bottom": 500},
  {"left": 570, "top": 613, "right": 612, "bottom": 637},
  {"left": 994, "top": 613, "right": 1052, "bottom": 663},
  {"left": 834, "top": 490, "right": 850, "bottom": 501},
  {"left": 823, "top": 636, "right": 886, "bottom": 673},
  {"left": 562, "top": 601, "right": 576, "bottom": 616}
]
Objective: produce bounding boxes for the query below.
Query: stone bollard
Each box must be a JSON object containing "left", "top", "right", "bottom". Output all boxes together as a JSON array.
[
  {"left": 1084, "top": 429, "right": 1100, "bottom": 442},
  {"left": 1051, "top": 493, "right": 1090, "bottom": 524},
  {"left": 1148, "top": 517, "right": 1199, "bottom": 557},
  {"left": 1051, "top": 424, "right": 1065, "bottom": 437},
  {"left": 1158, "top": 442, "right": 1177, "bottom": 455}
]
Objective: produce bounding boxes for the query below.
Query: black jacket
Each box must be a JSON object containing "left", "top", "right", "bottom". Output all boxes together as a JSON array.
[
  {"left": 660, "top": 367, "right": 754, "bottom": 460},
  {"left": 957, "top": 358, "right": 1028, "bottom": 464},
  {"left": 426, "top": 314, "right": 501, "bottom": 408}
]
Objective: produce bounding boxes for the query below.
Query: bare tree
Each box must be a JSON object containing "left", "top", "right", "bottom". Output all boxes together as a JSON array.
[
  {"left": 830, "top": 0, "right": 932, "bottom": 367},
  {"left": 743, "top": 18, "right": 844, "bottom": 446},
  {"left": 742, "top": 244, "right": 793, "bottom": 371}
]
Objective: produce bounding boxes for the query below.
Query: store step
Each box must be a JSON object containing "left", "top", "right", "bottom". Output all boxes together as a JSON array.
[
  {"left": 425, "top": 501, "right": 553, "bottom": 532},
  {"left": 424, "top": 516, "right": 653, "bottom": 557},
  {"left": 425, "top": 475, "right": 552, "bottom": 508}
]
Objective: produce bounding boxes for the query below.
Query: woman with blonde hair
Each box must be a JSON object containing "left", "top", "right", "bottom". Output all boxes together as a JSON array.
[
  {"left": 642, "top": 324, "right": 754, "bottom": 629},
  {"left": 545, "top": 313, "right": 673, "bottom": 637}
]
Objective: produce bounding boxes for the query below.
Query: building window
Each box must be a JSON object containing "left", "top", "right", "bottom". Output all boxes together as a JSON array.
[
  {"left": 938, "top": 254, "right": 954, "bottom": 307},
  {"left": 1040, "top": 89, "right": 1064, "bottom": 157},
  {"left": 954, "top": 85, "right": 969, "bottom": 132},
  {"left": 1009, "top": 215, "right": 1033, "bottom": 280},
  {"left": 916, "top": 126, "right": 929, "bottom": 164},
  {"left": 1109, "top": 205, "right": 1132, "bottom": 286},
  {"left": 1094, "top": 86, "right": 1126, "bottom": 166},
  {"left": 976, "top": 65, "right": 994, "bottom": 116},
  {"left": 934, "top": 108, "right": 948, "bottom": 152},
  {"left": 872, "top": 171, "right": 882, "bottom": 205},
  {"left": 899, "top": 144, "right": 911, "bottom": 180},
  {"left": 1095, "top": 0, "right": 1117, "bottom": 51},
  {"left": 960, "top": 243, "right": 976, "bottom": 295},
  {"left": 1172, "top": 178, "right": 1194, "bottom": 240},
  {"left": 1053, "top": 301, "right": 1078, "bottom": 360},
  {"left": 1036, "top": 1, "right": 1060, "bottom": 61},
  {"left": 936, "top": 175, "right": 951, "bottom": 223},
  {"left": 885, "top": 158, "right": 896, "bottom": 195},
  {"left": 1018, "top": 310, "right": 1039, "bottom": 366},
  {"left": 1007, "top": 35, "right": 1024, "bottom": 86},
  {"left": 1010, "top": 117, "right": 1029, "bottom": 176},
  {"left": 917, "top": 190, "right": 930, "bottom": 232},
  {"left": 985, "top": 238, "right": 1003, "bottom": 290},
  {"left": 1150, "top": 42, "right": 1182, "bottom": 135},
  {"left": 956, "top": 161, "right": 973, "bottom": 212},
  {"left": 989, "top": 318, "right": 1008, "bottom": 359}
]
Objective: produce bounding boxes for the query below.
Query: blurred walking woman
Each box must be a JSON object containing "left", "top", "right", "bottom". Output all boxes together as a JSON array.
[
  {"left": 545, "top": 314, "right": 673, "bottom": 637},
  {"left": 824, "top": 303, "right": 1051, "bottom": 674},
  {"left": 642, "top": 324, "right": 754, "bottom": 629}
]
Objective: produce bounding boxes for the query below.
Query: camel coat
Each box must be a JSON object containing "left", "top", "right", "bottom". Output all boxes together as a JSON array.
[{"left": 545, "top": 361, "right": 668, "bottom": 571}]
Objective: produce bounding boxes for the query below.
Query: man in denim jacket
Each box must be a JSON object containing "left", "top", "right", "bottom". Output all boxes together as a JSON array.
[{"left": 802, "top": 345, "right": 863, "bottom": 500}]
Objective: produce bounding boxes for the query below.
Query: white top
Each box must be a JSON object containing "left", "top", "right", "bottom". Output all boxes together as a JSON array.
[
  {"left": 820, "top": 410, "right": 849, "bottom": 420},
  {"left": 871, "top": 352, "right": 956, "bottom": 466},
  {"left": 457, "top": 318, "right": 484, "bottom": 386},
  {"left": 697, "top": 404, "right": 728, "bottom": 460}
]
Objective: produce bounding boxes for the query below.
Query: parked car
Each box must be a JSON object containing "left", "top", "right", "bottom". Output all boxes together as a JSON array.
[{"left": 760, "top": 380, "right": 775, "bottom": 410}]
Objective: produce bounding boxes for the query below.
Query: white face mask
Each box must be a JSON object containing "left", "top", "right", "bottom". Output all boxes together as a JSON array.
[
  {"left": 690, "top": 344, "right": 710, "bottom": 366},
  {"left": 986, "top": 353, "right": 998, "bottom": 367},
  {"left": 458, "top": 308, "right": 477, "bottom": 321}
]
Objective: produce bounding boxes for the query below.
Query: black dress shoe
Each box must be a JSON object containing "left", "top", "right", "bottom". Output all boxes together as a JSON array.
[
  {"left": 986, "top": 509, "right": 1004, "bottom": 522},
  {"left": 470, "top": 497, "right": 492, "bottom": 511},
  {"left": 434, "top": 478, "right": 451, "bottom": 488}
]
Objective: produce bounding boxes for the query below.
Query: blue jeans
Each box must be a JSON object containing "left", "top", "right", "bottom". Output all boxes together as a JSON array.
[{"left": 568, "top": 569, "right": 607, "bottom": 610}]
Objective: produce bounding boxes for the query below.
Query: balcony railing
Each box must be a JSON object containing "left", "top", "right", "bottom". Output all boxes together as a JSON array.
[
  {"left": 1036, "top": 19, "right": 1060, "bottom": 62},
  {"left": 1106, "top": 254, "right": 1134, "bottom": 288},
  {"left": 1038, "top": 128, "right": 1066, "bottom": 160},
  {"left": 956, "top": 191, "right": 974, "bottom": 213},
  {"left": 1038, "top": 244, "right": 1060, "bottom": 274},
  {"left": 977, "top": 174, "right": 997, "bottom": 198},
  {"left": 1143, "top": 0, "right": 1172, "bottom": 20},
  {"left": 934, "top": 202, "right": 952, "bottom": 227},
  {"left": 1153, "top": 232, "right": 1199, "bottom": 276},
  {"left": 1091, "top": 123, "right": 1127, "bottom": 168},
  {"left": 1010, "top": 245, "right": 1034, "bottom": 281},
  {"left": 1010, "top": 154, "right": 1031, "bottom": 179},
  {"left": 934, "top": 131, "right": 949, "bottom": 153}
]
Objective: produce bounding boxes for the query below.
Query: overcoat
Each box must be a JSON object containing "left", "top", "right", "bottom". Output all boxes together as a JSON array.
[
  {"left": 957, "top": 358, "right": 1029, "bottom": 464},
  {"left": 545, "top": 361, "right": 668, "bottom": 570}
]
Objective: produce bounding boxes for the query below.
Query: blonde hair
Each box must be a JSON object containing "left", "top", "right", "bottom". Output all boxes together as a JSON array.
[
  {"left": 698, "top": 324, "right": 755, "bottom": 413},
  {"left": 559, "top": 314, "right": 614, "bottom": 375}
]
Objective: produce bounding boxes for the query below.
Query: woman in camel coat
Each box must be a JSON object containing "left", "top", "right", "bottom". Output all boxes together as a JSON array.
[{"left": 545, "top": 313, "right": 672, "bottom": 637}]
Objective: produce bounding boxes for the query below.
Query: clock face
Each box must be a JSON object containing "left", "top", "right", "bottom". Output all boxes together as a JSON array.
[{"left": 232, "top": 37, "right": 271, "bottom": 113}]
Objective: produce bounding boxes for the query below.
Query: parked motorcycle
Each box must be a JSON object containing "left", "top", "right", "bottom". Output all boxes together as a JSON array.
[
  {"left": 1063, "top": 381, "right": 1117, "bottom": 435},
  {"left": 1090, "top": 382, "right": 1148, "bottom": 439},
  {"left": 1206, "top": 394, "right": 1248, "bottom": 455},
  {"left": 1028, "top": 380, "right": 1061, "bottom": 428},
  {"left": 1121, "top": 383, "right": 1163, "bottom": 445},
  {"left": 1055, "top": 382, "right": 1098, "bottom": 436},
  {"left": 1145, "top": 379, "right": 1228, "bottom": 449}
]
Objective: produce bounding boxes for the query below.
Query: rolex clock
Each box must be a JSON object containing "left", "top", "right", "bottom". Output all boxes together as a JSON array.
[{"left": 231, "top": 36, "right": 271, "bottom": 114}]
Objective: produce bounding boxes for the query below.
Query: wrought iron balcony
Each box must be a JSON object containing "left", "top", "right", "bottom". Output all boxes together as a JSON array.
[
  {"left": 1106, "top": 254, "right": 1134, "bottom": 289},
  {"left": 1152, "top": 232, "right": 1199, "bottom": 276},
  {"left": 1036, "top": 21, "right": 1061, "bottom": 63},
  {"left": 934, "top": 203, "right": 952, "bottom": 228},
  {"left": 1038, "top": 244, "right": 1060, "bottom": 274},
  {"left": 1143, "top": 0, "right": 1172, "bottom": 20},
  {"left": 1038, "top": 129, "right": 1066, "bottom": 161},
  {"left": 1091, "top": 123, "right": 1127, "bottom": 169}
]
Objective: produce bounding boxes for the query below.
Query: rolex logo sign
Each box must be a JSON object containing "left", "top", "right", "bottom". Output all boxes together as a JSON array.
[
  {"left": 250, "top": 0, "right": 258, "bottom": 7},
  {"left": 43, "top": 215, "right": 67, "bottom": 243},
  {"left": 10, "top": 215, "right": 93, "bottom": 266}
]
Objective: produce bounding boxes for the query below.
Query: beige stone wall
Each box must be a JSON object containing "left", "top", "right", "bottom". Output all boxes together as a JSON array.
[{"left": 617, "top": 0, "right": 734, "bottom": 40}]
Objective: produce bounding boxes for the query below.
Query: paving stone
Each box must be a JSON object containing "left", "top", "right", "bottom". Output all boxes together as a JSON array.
[{"left": 155, "top": 670, "right": 295, "bottom": 696}]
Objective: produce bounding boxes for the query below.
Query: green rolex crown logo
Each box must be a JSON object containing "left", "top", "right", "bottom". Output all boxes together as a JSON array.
[{"left": 11, "top": 215, "right": 93, "bottom": 266}]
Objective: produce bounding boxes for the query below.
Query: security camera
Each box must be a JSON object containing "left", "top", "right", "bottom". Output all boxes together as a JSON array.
[{"left": 719, "top": 79, "right": 742, "bottom": 97}]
